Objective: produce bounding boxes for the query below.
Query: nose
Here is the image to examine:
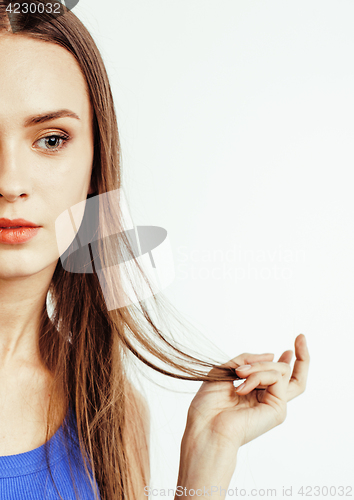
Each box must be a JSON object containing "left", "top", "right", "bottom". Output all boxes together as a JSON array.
[
  {"left": 0, "top": 192, "right": 27, "bottom": 202},
  {"left": 0, "top": 145, "right": 31, "bottom": 202}
]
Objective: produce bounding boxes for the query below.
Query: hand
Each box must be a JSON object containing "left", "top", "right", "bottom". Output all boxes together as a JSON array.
[{"left": 184, "top": 334, "right": 310, "bottom": 453}]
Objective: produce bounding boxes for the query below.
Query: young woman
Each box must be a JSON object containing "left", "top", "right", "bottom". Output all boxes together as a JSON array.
[{"left": 0, "top": 2, "right": 310, "bottom": 499}]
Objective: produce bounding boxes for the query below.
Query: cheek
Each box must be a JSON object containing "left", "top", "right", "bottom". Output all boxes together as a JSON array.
[
  {"left": 71, "top": 143, "right": 94, "bottom": 191},
  {"left": 40, "top": 156, "right": 93, "bottom": 206},
  {"left": 43, "top": 161, "right": 93, "bottom": 255}
]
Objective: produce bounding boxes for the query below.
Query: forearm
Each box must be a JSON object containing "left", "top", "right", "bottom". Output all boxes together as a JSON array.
[{"left": 174, "top": 426, "right": 239, "bottom": 499}]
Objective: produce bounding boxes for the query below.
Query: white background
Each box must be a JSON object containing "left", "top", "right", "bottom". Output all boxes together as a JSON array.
[{"left": 73, "top": 1, "right": 353, "bottom": 498}]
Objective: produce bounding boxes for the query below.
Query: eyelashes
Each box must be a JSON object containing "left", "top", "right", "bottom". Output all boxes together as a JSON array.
[{"left": 34, "top": 132, "right": 71, "bottom": 153}]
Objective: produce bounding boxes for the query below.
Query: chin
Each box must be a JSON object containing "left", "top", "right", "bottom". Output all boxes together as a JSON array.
[{"left": 0, "top": 255, "right": 58, "bottom": 279}]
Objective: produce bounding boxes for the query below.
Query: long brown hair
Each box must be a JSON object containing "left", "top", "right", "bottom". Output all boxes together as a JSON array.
[{"left": 0, "top": 2, "right": 238, "bottom": 499}]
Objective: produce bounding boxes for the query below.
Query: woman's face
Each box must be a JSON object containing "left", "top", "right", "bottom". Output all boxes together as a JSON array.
[{"left": 0, "top": 34, "right": 95, "bottom": 279}]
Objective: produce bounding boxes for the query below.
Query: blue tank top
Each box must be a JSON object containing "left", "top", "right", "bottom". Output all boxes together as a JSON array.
[{"left": 0, "top": 406, "right": 102, "bottom": 499}]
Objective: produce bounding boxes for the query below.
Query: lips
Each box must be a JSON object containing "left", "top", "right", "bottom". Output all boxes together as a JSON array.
[
  {"left": 0, "top": 223, "right": 41, "bottom": 244},
  {"left": 0, "top": 218, "right": 40, "bottom": 228}
]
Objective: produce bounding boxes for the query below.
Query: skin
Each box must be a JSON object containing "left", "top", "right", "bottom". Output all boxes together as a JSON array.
[
  {"left": 0, "top": 34, "right": 94, "bottom": 374},
  {"left": 0, "top": 34, "right": 95, "bottom": 453},
  {"left": 176, "top": 335, "right": 310, "bottom": 498},
  {"left": 0, "top": 32, "right": 310, "bottom": 497}
]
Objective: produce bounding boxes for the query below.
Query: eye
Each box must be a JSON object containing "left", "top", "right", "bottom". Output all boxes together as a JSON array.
[{"left": 35, "top": 133, "right": 71, "bottom": 153}]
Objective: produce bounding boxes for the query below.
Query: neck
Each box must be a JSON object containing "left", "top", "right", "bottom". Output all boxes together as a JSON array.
[{"left": 0, "top": 266, "right": 54, "bottom": 370}]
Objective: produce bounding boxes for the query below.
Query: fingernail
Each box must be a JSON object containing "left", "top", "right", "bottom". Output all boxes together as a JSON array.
[
  {"left": 236, "top": 364, "right": 252, "bottom": 371},
  {"left": 236, "top": 382, "right": 246, "bottom": 391}
]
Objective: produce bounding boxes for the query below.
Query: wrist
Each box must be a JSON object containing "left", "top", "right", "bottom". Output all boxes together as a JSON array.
[
  {"left": 182, "top": 417, "right": 241, "bottom": 460},
  {"left": 175, "top": 423, "right": 239, "bottom": 499}
]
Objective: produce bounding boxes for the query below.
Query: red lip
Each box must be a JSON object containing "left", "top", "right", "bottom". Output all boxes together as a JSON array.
[{"left": 0, "top": 218, "right": 40, "bottom": 228}]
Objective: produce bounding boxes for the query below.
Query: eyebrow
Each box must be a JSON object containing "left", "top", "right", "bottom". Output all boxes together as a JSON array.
[{"left": 24, "top": 109, "right": 81, "bottom": 127}]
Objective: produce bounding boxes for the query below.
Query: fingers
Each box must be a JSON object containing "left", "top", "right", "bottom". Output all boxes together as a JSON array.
[
  {"left": 277, "top": 350, "right": 293, "bottom": 364},
  {"left": 233, "top": 335, "right": 310, "bottom": 404},
  {"left": 235, "top": 360, "right": 292, "bottom": 398},
  {"left": 206, "top": 353, "right": 275, "bottom": 380},
  {"left": 235, "top": 361, "right": 292, "bottom": 380},
  {"left": 226, "top": 352, "right": 275, "bottom": 370},
  {"left": 235, "top": 353, "right": 275, "bottom": 366},
  {"left": 206, "top": 335, "right": 310, "bottom": 403},
  {"left": 286, "top": 334, "right": 310, "bottom": 402}
]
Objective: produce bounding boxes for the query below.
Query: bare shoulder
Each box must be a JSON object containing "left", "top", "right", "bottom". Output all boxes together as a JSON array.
[{"left": 124, "top": 379, "right": 150, "bottom": 498}]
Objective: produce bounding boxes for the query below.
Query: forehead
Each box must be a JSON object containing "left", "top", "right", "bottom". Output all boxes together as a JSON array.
[{"left": 0, "top": 34, "right": 92, "bottom": 127}]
